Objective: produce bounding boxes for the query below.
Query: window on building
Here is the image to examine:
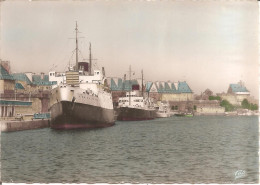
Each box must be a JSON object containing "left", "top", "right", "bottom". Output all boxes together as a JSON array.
[{"left": 171, "top": 106, "right": 179, "bottom": 110}]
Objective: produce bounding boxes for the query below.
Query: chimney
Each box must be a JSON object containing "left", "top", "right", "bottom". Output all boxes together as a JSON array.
[
  {"left": 41, "top": 72, "right": 44, "bottom": 80},
  {"left": 1, "top": 60, "right": 11, "bottom": 73},
  {"left": 238, "top": 80, "right": 244, "bottom": 87}
]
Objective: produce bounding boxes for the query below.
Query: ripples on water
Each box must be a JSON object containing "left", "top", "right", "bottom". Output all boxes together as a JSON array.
[{"left": 1, "top": 116, "right": 259, "bottom": 183}]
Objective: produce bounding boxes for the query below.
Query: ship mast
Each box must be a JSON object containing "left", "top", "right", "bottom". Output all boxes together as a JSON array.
[
  {"left": 141, "top": 69, "right": 144, "bottom": 98},
  {"left": 89, "top": 43, "right": 92, "bottom": 75},
  {"left": 129, "top": 65, "right": 131, "bottom": 106},
  {"left": 75, "top": 22, "right": 79, "bottom": 71}
]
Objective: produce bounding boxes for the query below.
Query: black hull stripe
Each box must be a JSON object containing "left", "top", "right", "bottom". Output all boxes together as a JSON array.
[
  {"left": 117, "top": 107, "right": 156, "bottom": 121},
  {"left": 50, "top": 101, "right": 115, "bottom": 129}
]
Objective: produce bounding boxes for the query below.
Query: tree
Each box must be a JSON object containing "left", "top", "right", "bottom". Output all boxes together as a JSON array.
[
  {"left": 220, "top": 100, "right": 234, "bottom": 112},
  {"left": 251, "top": 104, "right": 258, "bottom": 111},
  {"left": 241, "top": 99, "right": 259, "bottom": 111},
  {"left": 209, "top": 96, "right": 221, "bottom": 101},
  {"left": 241, "top": 99, "right": 250, "bottom": 109}
]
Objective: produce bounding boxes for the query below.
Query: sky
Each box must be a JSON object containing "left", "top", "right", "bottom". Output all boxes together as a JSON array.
[{"left": 0, "top": 1, "right": 259, "bottom": 98}]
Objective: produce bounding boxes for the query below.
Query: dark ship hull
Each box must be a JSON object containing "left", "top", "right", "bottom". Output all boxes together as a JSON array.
[
  {"left": 50, "top": 101, "right": 115, "bottom": 129},
  {"left": 117, "top": 107, "right": 156, "bottom": 121}
]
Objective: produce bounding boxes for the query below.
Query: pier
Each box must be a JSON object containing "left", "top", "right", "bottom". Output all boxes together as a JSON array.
[{"left": 1, "top": 119, "right": 49, "bottom": 132}]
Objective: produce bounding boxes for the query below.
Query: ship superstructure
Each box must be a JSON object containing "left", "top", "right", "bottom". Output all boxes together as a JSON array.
[{"left": 155, "top": 101, "right": 171, "bottom": 118}]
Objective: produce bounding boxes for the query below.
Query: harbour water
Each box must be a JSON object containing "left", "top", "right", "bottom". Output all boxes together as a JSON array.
[{"left": 1, "top": 116, "right": 259, "bottom": 183}]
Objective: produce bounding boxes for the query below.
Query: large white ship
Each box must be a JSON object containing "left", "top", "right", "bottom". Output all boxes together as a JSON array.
[{"left": 49, "top": 23, "right": 115, "bottom": 129}]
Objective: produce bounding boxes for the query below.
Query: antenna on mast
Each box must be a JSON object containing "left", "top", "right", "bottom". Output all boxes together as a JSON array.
[
  {"left": 68, "top": 21, "right": 84, "bottom": 71},
  {"left": 129, "top": 65, "right": 132, "bottom": 106},
  {"left": 87, "top": 42, "right": 98, "bottom": 75},
  {"left": 89, "top": 43, "right": 92, "bottom": 75},
  {"left": 75, "top": 21, "right": 79, "bottom": 71},
  {"left": 141, "top": 69, "right": 144, "bottom": 98}
]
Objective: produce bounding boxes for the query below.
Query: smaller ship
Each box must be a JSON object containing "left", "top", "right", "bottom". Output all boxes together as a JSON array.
[
  {"left": 117, "top": 91, "right": 156, "bottom": 121},
  {"left": 116, "top": 67, "right": 156, "bottom": 121},
  {"left": 155, "top": 101, "right": 171, "bottom": 118},
  {"left": 174, "top": 100, "right": 194, "bottom": 117}
]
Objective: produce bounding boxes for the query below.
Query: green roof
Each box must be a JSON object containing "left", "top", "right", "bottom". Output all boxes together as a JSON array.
[
  {"left": 110, "top": 78, "right": 139, "bottom": 91},
  {"left": 13, "top": 73, "right": 55, "bottom": 86},
  {"left": 15, "top": 83, "right": 25, "bottom": 89},
  {"left": 230, "top": 84, "right": 249, "bottom": 93},
  {"left": 148, "top": 81, "right": 192, "bottom": 94},
  {"left": 0, "top": 65, "right": 14, "bottom": 80},
  {"left": 145, "top": 82, "right": 153, "bottom": 92},
  {"left": 12, "top": 73, "right": 32, "bottom": 84},
  {"left": 32, "top": 75, "right": 53, "bottom": 86},
  {"left": 109, "top": 78, "right": 192, "bottom": 94},
  {"left": 171, "top": 83, "right": 178, "bottom": 93},
  {"left": 178, "top": 81, "right": 192, "bottom": 93}
]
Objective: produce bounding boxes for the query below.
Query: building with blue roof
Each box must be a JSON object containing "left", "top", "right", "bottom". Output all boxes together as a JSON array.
[
  {"left": 15, "top": 83, "right": 25, "bottom": 90},
  {"left": 0, "top": 63, "right": 35, "bottom": 119},
  {"left": 12, "top": 73, "right": 33, "bottom": 92},
  {"left": 107, "top": 77, "right": 193, "bottom": 105},
  {"left": 0, "top": 64, "right": 15, "bottom": 94},
  {"left": 32, "top": 74, "right": 56, "bottom": 90},
  {"left": 145, "top": 81, "right": 153, "bottom": 92},
  {"left": 147, "top": 81, "right": 193, "bottom": 102},
  {"left": 218, "top": 81, "right": 252, "bottom": 106},
  {"left": 0, "top": 61, "right": 56, "bottom": 120},
  {"left": 0, "top": 65, "right": 14, "bottom": 81},
  {"left": 227, "top": 82, "right": 250, "bottom": 95},
  {"left": 12, "top": 72, "right": 56, "bottom": 92},
  {"left": 109, "top": 78, "right": 140, "bottom": 91},
  {"left": 149, "top": 81, "right": 192, "bottom": 94},
  {"left": 107, "top": 77, "right": 142, "bottom": 106},
  {"left": 12, "top": 73, "right": 32, "bottom": 85}
]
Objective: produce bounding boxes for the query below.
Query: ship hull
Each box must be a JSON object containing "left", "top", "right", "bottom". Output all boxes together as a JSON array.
[
  {"left": 50, "top": 101, "right": 115, "bottom": 129},
  {"left": 117, "top": 107, "right": 156, "bottom": 121}
]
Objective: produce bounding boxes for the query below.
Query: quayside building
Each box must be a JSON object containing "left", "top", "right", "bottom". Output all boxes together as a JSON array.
[
  {"left": 107, "top": 77, "right": 194, "bottom": 112},
  {"left": 0, "top": 60, "right": 54, "bottom": 120},
  {"left": 218, "top": 81, "right": 257, "bottom": 106}
]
